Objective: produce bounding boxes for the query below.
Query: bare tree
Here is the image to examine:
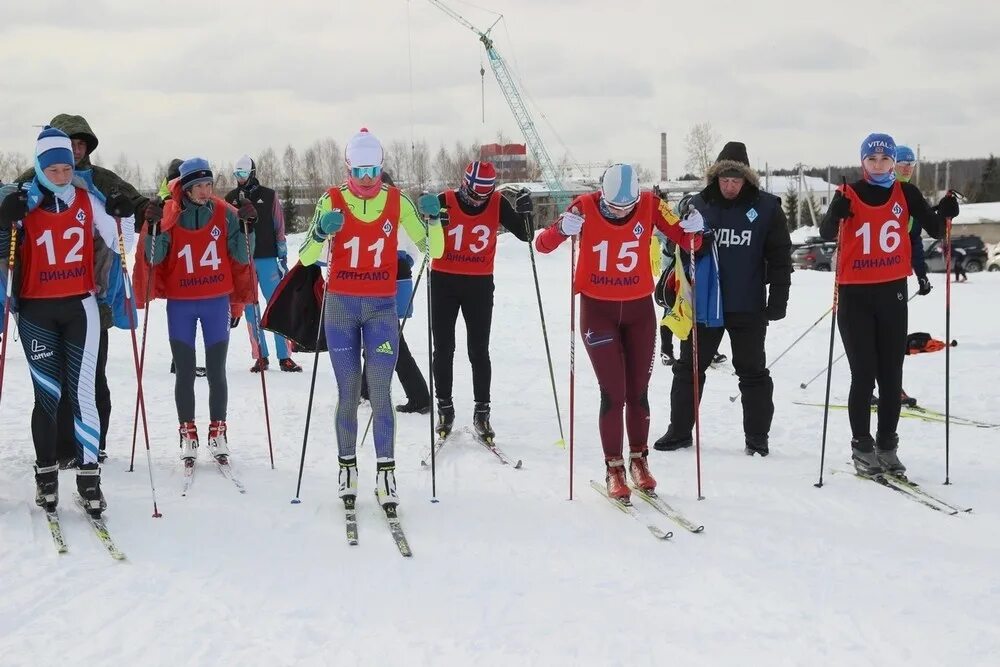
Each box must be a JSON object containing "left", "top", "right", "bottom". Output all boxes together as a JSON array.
[
  {"left": 301, "top": 145, "right": 323, "bottom": 199},
  {"left": 0, "top": 151, "right": 29, "bottom": 182},
  {"left": 384, "top": 139, "right": 408, "bottom": 187},
  {"left": 410, "top": 140, "right": 431, "bottom": 191},
  {"left": 316, "top": 138, "right": 343, "bottom": 185},
  {"left": 634, "top": 163, "right": 655, "bottom": 185},
  {"left": 684, "top": 122, "right": 719, "bottom": 179},
  {"left": 281, "top": 145, "right": 300, "bottom": 188},
  {"left": 255, "top": 147, "right": 279, "bottom": 187},
  {"left": 214, "top": 162, "right": 235, "bottom": 195}
]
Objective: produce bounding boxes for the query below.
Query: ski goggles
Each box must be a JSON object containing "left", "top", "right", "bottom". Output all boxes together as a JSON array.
[
  {"left": 233, "top": 168, "right": 251, "bottom": 179},
  {"left": 350, "top": 165, "right": 382, "bottom": 179}
]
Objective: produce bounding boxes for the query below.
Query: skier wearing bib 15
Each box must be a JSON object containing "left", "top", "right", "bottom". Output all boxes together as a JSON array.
[
  {"left": 146, "top": 158, "right": 256, "bottom": 466},
  {"left": 0, "top": 127, "right": 130, "bottom": 517},
  {"left": 431, "top": 161, "right": 534, "bottom": 442},
  {"left": 298, "top": 128, "right": 444, "bottom": 508},
  {"left": 535, "top": 164, "right": 702, "bottom": 500},
  {"left": 820, "top": 133, "right": 956, "bottom": 476}
]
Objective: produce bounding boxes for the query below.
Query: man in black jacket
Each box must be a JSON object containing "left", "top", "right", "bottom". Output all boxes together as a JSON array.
[{"left": 654, "top": 141, "right": 792, "bottom": 457}]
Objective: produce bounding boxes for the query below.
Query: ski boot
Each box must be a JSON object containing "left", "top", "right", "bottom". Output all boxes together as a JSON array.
[
  {"left": 375, "top": 459, "right": 399, "bottom": 508},
  {"left": 250, "top": 356, "right": 270, "bottom": 373},
  {"left": 900, "top": 390, "right": 917, "bottom": 408},
  {"left": 660, "top": 350, "right": 675, "bottom": 366},
  {"left": 711, "top": 353, "right": 728, "bottom": 366},
  {"left": 207, "top": 420, "right": 230, "bottom": 463},
  {"left": 745, "top": 434, "right": 769, "bottom": 457},
  {"left": 653, "top": 426, "right": 693, "bottom": 452},
  {"left": 472, "top": 402, "right": 495, "bottom": 443},
  {"left": 76, "top": 465, "right": 106, "bottom": 518},
  {"left": 436, "top": 400, "right": 455, "bottom": 439},
  {"left": 876, "top": 433, "right": 906, "bottom": 477},
  {"left": 338, "top": 455, "right": 358, "bottom": 500},
  {"left": 628, "top": 450, "right": 656, "bottom": 493},
  {"left": 396, "top": 399, "right": 430, "bottom": 415},
  {"left": 605, "top": 458, "right": 630, "bottom": 501},
  {"left": 179, "top": 421, "right": 199, "bottom": 464},
  {"left": 851, "top": 436, "right": 884, "bottom": 477},
  {"left": 279, "top": 358, "right": 303, "bottom": 372},
  {"left": 34, "top": 463, "right": 59, "bottom": 512}
]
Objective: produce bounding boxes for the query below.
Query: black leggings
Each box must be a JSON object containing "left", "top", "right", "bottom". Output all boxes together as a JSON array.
[
  {"left": 430, "top": 271, "right": 494, "bottom": 403},
  {"left": 837, "top": 279, "right": 908, "bottom": 441}
]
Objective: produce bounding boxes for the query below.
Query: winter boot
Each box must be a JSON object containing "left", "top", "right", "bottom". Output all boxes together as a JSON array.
[
  {"left": 745, "top": 434, "right": 770, "bottom": 457},
  {"left": 34, "top": 463, "right": 59, "bottom": 511},
  {"left": 628, "top": 450, "right": 656, "bottom": 492},
  {"left": 711, "top": 353, "right": 728, "bottom": 366},
  {"left": 76, "top": 465, "right": 106, "bottom": 518},
  {"left": 250, "top": 356, "right": 270, "bottom": 373},
  {"left": 375, "top": 459, "right": 399, "bottom": 508},
  {"left": 279, "top": 358, "right": 303, "bottom": 372},
  {"left": 396, "top": 399, "right": 430, "bottom": 415},
  {"left": 605, "top": 458, "right": 630, "bottom": 501},
  {"left": 338, "top": 455, "right": 358, "bottom": 500},
  {"left": 851, "top": 435, "right": 884, "bottom": 477},
  {"left": 179, "top": 421, "right": 199, "bottom": 462},
  {"left": 660, "top": 350, "right": 675, "bottom": 366},
  {"left": 436, "top": 400, "right": 455, "bottom": 439},
  {"left": 900, "top": 390, "right": 917, "bottom": 408},
  {"left": 876, "top": 433, "right": 906, "bottom": 476},
  {"left": 207, "top": 420, "right": 230, "bottom": 462},
  {"left": 653, "top": 426, "right": 693, "bottom": 452},
  {"left": 472, "top": 402, "right": 495, "bottom": 442}
]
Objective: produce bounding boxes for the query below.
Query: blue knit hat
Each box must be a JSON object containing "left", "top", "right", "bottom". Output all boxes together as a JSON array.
[
  {"left": 860, "top": 133, "right": 896, "bottom": 161},
  {"left": 35, "top": 126, "right": 74, "bottom": 171},
  {"left": 179, "top": 157, "right": 214, "bottom": 190},
  {"left": 895, "top": 145, "right": 916, "bottom": 163}
]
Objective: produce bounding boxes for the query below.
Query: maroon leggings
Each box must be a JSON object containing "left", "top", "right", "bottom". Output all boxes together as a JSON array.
[{"left": 579, "top": 294, "right": 656, "bottom": 459}]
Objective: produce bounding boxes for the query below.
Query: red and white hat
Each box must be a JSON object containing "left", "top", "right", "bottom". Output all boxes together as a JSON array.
[{"left": 463, "top": 161, "right": 497, "bottom": 198}]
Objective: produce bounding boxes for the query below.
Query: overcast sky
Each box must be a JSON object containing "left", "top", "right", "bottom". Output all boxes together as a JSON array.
[{"left": 1, "top": 0, "right": 997, "bottom": 185}]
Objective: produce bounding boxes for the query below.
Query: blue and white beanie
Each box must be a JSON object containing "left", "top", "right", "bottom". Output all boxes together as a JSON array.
[
  {"left": 34, "top": 126, "right": 75, "bottom": 194},
  {"left": 895, "top": 145, "right": 916, "bottom": 163},
  {"left": 179, "top": 157, "right": 214, "bottom": 190}
]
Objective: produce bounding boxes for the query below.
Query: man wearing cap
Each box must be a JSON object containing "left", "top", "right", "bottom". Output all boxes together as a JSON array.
[
  {"left": 653, "top": 141, "right": 792, "bottom": 457},
  {"left": 430, "top": 161, "right": 534, "bottom": 443},
  {"left": 224, "top": 155, "right": 300, "bottom": 372}
]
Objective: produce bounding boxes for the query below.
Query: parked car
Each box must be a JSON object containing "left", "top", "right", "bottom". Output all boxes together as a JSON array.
[
  {"left": 987, "top": 242, "right": 1000, "bottom": 271},
  {"left": 791, "top": 243, "right": 835, "bottom": 271},
  {"left": 924, "top": 235, "right": 989, "bottom": 273}
]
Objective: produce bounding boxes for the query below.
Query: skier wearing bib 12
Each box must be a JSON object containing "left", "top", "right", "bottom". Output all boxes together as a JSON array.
[
  {"left": 431, "top": 160, "right": 533, "bottom": 442},
  {"left": 535, "top": 164, "right": 702, "bottom": 500},
  {"left": 146, "top": 158, "right": 256, "bottom": 466},
  {"left": 820, "top": 133, "right": 956, "bottom": 476},
  {"left": 298, "top": 128, "right": 444, "bottom": 508},
  {"left": 0, "top": 127, "right": 129, "bottom": 517}
]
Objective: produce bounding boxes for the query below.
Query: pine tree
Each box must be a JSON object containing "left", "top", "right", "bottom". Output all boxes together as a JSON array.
[
  {"left": 784, "top": 184, "right": 799, "bottom": 231},
  {"left": 974, "top": 154, "right": 1000, "bottom": 202}
]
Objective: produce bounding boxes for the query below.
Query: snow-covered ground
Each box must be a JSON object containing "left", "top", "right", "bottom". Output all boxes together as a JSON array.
[{"left": 1, "top": 233, "right": 999, "bottom": 666}]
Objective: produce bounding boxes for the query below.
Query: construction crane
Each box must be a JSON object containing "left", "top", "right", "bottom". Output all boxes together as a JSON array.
[{"left": 425, "top": 0, "right": 570, "bottom": 210}]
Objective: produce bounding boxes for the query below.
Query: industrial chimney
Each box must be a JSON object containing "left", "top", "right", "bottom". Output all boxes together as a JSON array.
[{"left": 660, "top": 132, "right": 668, "bottom": 182}]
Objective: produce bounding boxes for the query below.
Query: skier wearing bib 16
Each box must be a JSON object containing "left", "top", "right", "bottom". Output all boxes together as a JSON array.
[
  {"left": 0, "top": 127, "right": 130, "bottom": 517},
  {"left": 146, "top": 158, "right": 256, "bottom": 466},
  {"left": 431, "top": 160, "right": 533, "bottom": 442},
  {"left": 819, "top": 133, "right": 956, "bottom": 477},
  {"left": 535, "top": 164, "right": 702, "bottom": 500},
  {"left": 298, "top": 129, "right": 444, "bottom": 508}
]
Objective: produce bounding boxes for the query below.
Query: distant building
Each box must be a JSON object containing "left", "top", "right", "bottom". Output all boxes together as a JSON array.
[
  {"left": 762, "top": 174, "right": 837, "bottom": 208},
  {"left": 480, "top": 143, "right": 529, "bottom": 181}
]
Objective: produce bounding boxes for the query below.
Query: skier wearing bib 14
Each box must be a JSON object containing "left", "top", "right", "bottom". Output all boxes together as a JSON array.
[
  {"left": 819, "top": 133, "right": 957, "bottom": 477},
  {"left": 535, "top": 164, "right": 702, "bottom": 500},
  {"left": 298, "top": 129, "right": 444, "bottom": 508}
]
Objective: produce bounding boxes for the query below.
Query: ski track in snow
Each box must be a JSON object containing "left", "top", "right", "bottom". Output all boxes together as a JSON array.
[{"left": 1, "top": 233, "right": 999, "bottom": 666}]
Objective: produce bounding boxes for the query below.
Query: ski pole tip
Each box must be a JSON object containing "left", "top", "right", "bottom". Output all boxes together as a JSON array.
[
  {"left": 152, "top": 512, "right": 162, "bottom": 518},
  {"left": 554, "top": 438, "right": 566, "bottom": 449},
  {"left": 813, "top": 482, "right": 824, "bottom": 489},
  {"left": 799, "top": 383, "right": 807, "bottom": 389},
  {"left": 430, "top": 498, "right": 440, "bottom": 504},
  {"left": 290, "top": 498, "right": 302, "bottom": 505}
]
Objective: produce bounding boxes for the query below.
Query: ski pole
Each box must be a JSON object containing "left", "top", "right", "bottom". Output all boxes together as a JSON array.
[
  {"left": 944, "top": 214, "right": 953, "bottom": 485},
  {"left": 291, "top": 242, "right": 334, "bottom": 503},
  {"left": 421, "top": 214, "right": 439, "bottom": 504},
  {"left": 0, "top": 221, "right": 19, "bottom": 410},
  {"left": 568, "top": 234, "right": 576, "bottom": 500},
  {"left": 112, "top": 213, "right": 161, "bottom": 517},
  {"left": 130, "top": 203, "right": 160, "bottom": 472},
  {"left": 689, "top": 234, "right": 705, "bottom": 501},
  {"left": 239, "top": 203, "right": 275, "bottom": 469}
]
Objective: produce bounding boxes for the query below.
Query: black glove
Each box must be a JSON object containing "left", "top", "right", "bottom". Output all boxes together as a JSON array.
[
  {"left": 438, "top": 207, "right": 450, "bottom": 227},
  {"left": 105, "top": 190, "right": 136, "bottom": 218},
  {"left": 144, "top": 198, "right": 164, "bottom": 236},
  {"left": 98, "top": 303, "right": 113, "bottom": 329},
  {"left": 515, "top": 189, "right": 533, "bottom": 215},
  {"left": 917, "top": 275, "right": 933, "bottom": 296},
  {"left": 230, "top": 316, "right": 241, "bottom": 329},
  {"left": 828, "top": 192, "right": 852, "bottom": 221},
  {"left": 0, "top": 189, "right": 29, "bottom": 229},
  {"left": 766, "top": 301, "right": 787, "bottom": 321},
  {"left": 766, "top": 285, "right": 789, "bottom": 321},
  {"left": 936, "top": 194, "right": 959, "bottom": 219}
]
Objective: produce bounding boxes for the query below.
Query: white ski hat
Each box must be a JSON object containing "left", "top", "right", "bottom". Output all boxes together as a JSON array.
[
  {"left": 235, "top": 154, "right": 254, "bottom": 173},
  {"left": 600, "top": 163, "right": 640, "bottom": 207},
  {"left": 345, "top": 128, "right": 383, "bottom": 168}
]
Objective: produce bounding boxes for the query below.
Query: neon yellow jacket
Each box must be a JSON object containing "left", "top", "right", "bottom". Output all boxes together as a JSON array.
[{"left": 299, "top": 185, "right": 444, "bottom": 266}]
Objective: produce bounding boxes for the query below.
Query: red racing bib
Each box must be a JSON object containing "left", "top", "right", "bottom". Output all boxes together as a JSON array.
[
  {"left": 162, "top": 204, "right": 234, "bottom": 299},
  {"left": 326, "top": 186, "right": 400, "bottom": 297},
  {"left": 432, "top": 190, "right": 501, "bottom": 276},
  {"left": 837, "top": 183, "right": 911, "bottom": 284},
  {"left": 573, "top": 192, "right": 654, "bottom": 301},
  {"left": 20, "top": 188, "right": 96, "bottom": 299}
]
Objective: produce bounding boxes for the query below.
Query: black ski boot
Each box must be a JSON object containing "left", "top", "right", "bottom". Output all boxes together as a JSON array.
[
  {"left": 851, "top": 436, "right": 884, "bottom": 477},
  {"left": 653, "top": 426, "right": 693, "bottom": 452},
  {"left": 660, "top": 350, "right": 675, "bottom": 366},
  {"left": 876, "top": 433, "right": 906, "bottom": 477},
  {"left": 711, "top": 353, "right": 727, "bottom": 366},
  {"left": 34, "top": 463, "right": 59, "bottom": 512},
  {"left": 900, "top": 391, "right": 917, "bottom": 408},
  {"left": 473, "top": 402, "right": 495, "bottom": 442},
  {"left": 396, "top": 399, "right": 430, "bottom": 415},
  {"left": 76, "top": 465, "right": 106, "bottom": 518},
  {"left": 436, "top": 400, "right": 455, "bottom": 439},
  {"left": 744, "top": 434, "right": 769, "bottom": 457}
]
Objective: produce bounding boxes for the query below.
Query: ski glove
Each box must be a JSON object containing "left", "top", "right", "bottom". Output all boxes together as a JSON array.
[
  {"left": 144, "top": 198, "right": 164, "bottom": 236},
  {"left": 278, "top": 256, "right": 288, "bottom": 276},
  {"left": 98, "top": 303, "right": 113, "bottom": 330},
  {"left": 105, "top": 190, "right": 136, "bottom": 218},
  {"left": 828, "top": 192, "right": 852, "bottom": 221},
  {"left": 680, "top": 209, "right": 705, "bottom": 233},
  {"left": 917, "top": 275, "right": 933, "bottom": 296},
  {"left": 418, "top": 193, "right": 442, "bottom": 220},
  {"left": 237, "top": 199, "right": 258, "bottom": 223},
  {"left": 230, "top": 316, "right": 241, "bottom": 328},
  {"left": 516, "top": 189, "right": 533, "bottom": 215},
  {"left": 317, "top": 209, "right": 345, "bottom": 237},
  {"left": 438, "top": 207, "right": 451, "bottom": 227},
  {"left": 558, "top": 209, "right": 584, "bottom": 236},
  {"left": 936, "top": 194, "right": 960, "bottom": 219},
  {"left": 0, "top": 189, "right": 29, "bottom": 228}
]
